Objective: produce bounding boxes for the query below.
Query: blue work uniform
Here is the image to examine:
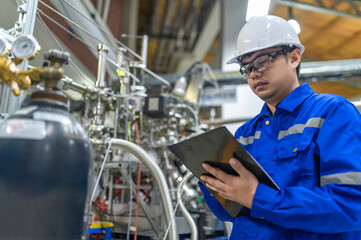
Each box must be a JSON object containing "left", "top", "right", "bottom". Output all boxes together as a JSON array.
[{"left": 199, "top": 83, "right": 361, "bottom": 239}]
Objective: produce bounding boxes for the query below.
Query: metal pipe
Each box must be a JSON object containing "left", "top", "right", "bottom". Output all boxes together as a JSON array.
[
  {"left": 113, "top": 98, "right": 119, "bottom": 138},
  {"left": 177, "top": 172, "right": 198, "bottom": 240},
  {"left": 103, "top": 0, "right": 111, "bottom": 22},
  {"left": 59, "top": 76, "right": 94, "bottom": 94},
  {"left": 96, "top": 44, "right": 108, "bottom": 88},
  {"left": 97, "top": 0, "right": 103, "bottom": 16},
  {"left": 141, "top": 35, "right": 149, "bottom": 67},
  {"left": 109, "top": 138, "right": 178, "bottom": 240},
  {"left": 112, "top": 184, "right": 152, "bottom": 190},
  {"left": 92, "top": 44, "right": 108, "bottom": 125},
  {"left": 300, "top": 58, "right": 361, "bottom": 76}
]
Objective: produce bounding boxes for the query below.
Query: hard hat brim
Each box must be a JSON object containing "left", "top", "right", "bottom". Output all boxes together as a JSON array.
[
  {"left": 226, "top": 56, "right": 240, "bottom": 65},
  {"left": 226, "top": 43, "right": 305, "bottom": 65}
]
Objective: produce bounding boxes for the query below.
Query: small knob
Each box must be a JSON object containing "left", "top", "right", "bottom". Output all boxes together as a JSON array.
[{"left": 43, "top": 49, "right": 70, "bottom": 65}]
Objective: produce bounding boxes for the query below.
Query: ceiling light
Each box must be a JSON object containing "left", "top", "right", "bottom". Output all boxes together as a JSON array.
[
  {"left": 288, "top": 7, "right": 301, "bottom": 34},
  {"left": 288, "top": 19, "right": 301, "bottom": 34},
  {"left": 246, "top": 0, "right": 271, "bottom": 21}
]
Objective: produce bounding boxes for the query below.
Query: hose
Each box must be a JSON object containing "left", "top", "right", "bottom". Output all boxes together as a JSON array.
[
  {"left": 177, "top": 172, "right": 198, "bottom": 240},
  {"left": 109, "top": 138, "right": 178, "bottom": 240}
]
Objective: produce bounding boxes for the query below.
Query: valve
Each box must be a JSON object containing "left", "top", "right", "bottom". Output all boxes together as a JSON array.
[
  {"left": 41, "top": 49, "right": 70, "bottom": 90},
  {"left": 0, "top": 34, "right": 70, "bottom": 95}
]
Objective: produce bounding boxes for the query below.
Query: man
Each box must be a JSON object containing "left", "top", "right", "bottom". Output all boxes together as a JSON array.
[{"left": 199, "top": 15, "right": 361, "bottom": 239}]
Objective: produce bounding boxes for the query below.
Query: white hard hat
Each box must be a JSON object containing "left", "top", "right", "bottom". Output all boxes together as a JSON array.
[{"left": 227, "top": 15, "right": 305, "bottom": 64}]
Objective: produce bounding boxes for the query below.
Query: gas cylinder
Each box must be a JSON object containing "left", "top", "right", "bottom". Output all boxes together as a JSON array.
[{"left": 0, "top": 90, "right": 94, "bottom": 240}]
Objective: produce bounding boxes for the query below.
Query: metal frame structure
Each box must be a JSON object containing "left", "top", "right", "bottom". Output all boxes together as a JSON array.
[{"left": 0, "top": 0, "right": 38, "bottom": 115}]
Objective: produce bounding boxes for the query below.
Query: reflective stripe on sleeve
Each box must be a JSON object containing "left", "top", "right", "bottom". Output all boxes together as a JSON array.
[
  {"left": 238, "top": 131, "right": 261, "bottom": 145},
  {"left": 320, "top": 172, "right": 361, "bottom": 187},
  {"left": 278, "top": 117, "right": 325, "bottom": 140}
]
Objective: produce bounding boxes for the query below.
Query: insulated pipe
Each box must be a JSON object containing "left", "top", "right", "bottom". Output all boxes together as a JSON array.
[
  {"left": 108, "top": 138, "right": 178, "bottom": 240},
  {"left": 177, "top": 171, "right": 198, "bottom": 240},
  {"left": 141, "top": 35, "right": 148, "bottom": 67}
]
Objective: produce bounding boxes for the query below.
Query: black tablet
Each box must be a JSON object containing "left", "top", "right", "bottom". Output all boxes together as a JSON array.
[{"left": 168, "top": 126, "right": 279, "bottom": 217}]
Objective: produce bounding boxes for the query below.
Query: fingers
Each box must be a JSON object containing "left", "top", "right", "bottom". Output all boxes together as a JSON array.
[
  {"left": 229, "top": 158, "right": 247, "bottom": 176},
  {"left": 201, "top": 162, "right": 234, "bottom": 195},
  {"left": 202, "top": 163, "right": 229, "bottom": 181},
  {"left": 202, "top": 178, "right": 226, "bottom": 195}
]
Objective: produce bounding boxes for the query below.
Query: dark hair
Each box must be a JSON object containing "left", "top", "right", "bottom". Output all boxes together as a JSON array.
[
  {"left": 296, "top": 63, "right": 301, "bottom": 77},
  {"left": 281, "top": 45, "right": 301, "bottom": 77}
]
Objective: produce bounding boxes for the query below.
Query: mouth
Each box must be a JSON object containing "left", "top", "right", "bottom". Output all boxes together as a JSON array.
[{"left": 253, "top": 82, "right": 267, "bottom": 90}]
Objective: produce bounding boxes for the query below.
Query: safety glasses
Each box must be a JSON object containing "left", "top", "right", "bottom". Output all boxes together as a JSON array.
[{"left": 239, "top": 49, "right": 289, "bottom": 76}]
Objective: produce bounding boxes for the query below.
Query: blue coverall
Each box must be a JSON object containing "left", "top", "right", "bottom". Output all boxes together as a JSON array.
[{"left": 200, "top": 83, "right": 361, "bottom": 239}]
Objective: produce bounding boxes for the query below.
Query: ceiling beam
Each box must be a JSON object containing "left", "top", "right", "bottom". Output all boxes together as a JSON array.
[
  {"left": 172, "top": 0, "right": 220, "bottom": 73},
  {"left": 154, "top": 0, "right": 176, "bottom": 71},
  {"left": 276, "top": 0, "right": 361, "bottom": 20},
  {"left": 302, "top": 17, "right": 341, "bottom": 45}
]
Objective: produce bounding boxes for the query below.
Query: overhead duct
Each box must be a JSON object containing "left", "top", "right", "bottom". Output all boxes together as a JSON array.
[{"left": 300, "top": 58, "right": 361, "bottom": 81}]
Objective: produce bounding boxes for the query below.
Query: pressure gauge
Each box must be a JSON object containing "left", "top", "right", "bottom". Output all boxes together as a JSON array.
[
  {"left": 0, "top": 35, "right": 10, "bottom": 57},
  {"left": 11, "top": 34, "right": 40, "bottom": 60}
]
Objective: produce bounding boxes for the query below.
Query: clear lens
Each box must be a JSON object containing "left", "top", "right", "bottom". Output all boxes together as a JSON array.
[{"left": 239, "top": 50, "right": 287, "bottom": 76}]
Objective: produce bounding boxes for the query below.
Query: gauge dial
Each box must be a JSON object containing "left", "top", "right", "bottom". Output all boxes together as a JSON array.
[
  {"left": 11, "top": 34, "right": 40, "bottom": 60},
  {"left": 0, "top": 35, "right": 10, "bottom": 57}
]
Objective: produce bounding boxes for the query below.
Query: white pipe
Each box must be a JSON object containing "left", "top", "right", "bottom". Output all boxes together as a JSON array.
[
  {"left": 108, "top": 138, "right": 178, "bottom": 240},
  {"left": 102, "top": 0, "right": 111, "bottom": 22},
  {"left": 177, "top": 172, "right": 198, "bottom": 240}
]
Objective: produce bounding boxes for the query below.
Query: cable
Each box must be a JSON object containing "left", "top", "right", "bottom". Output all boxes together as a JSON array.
[
  {"left": 133, "top": 121, "right": 141, "bottom": 240},
  {"left": 126, "top": 166, "right": 133, "bottom": 240},
  {"left": 162, "top": 201, "right": 180, "bottom": 240},
  {"left": 60, "top": 0, "right": 143, "bottom": 60},
  {"left": 38, "top": 0, "right": 118, "bottom": 54},
  {"left": 102, "top": 54, "right": 141, "bottom": 83},
  {"left": 37, "top": 10, "right": 141, "bottom": 84},
  {"left": 57, "top": 0, "right": 96, "bottom": 65},
  {"left": 37, "top": 9, "right": 95, "bottom": 52},
  {"left": 36, "top": 12, "right": 92, "bottom": 85},
  {"left": 133, "top": 62, "right": 171, "bottom": 87},
  {"left": 38, "top": 0, "right": 170, "bottom": 86}
]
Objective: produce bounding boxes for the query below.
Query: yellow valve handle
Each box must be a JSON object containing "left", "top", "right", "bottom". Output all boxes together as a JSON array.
[{"left": 116, "top": 69, "right": 126, "bottom": 77}]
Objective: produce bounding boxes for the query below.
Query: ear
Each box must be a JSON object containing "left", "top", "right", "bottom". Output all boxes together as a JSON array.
[{"left": 289, "top": 48, "right": 302, "bottom": 68}]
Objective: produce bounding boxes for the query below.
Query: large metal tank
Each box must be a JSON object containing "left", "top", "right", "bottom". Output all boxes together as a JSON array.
[{"left": 0, "top": 90, "right": 93, "bottom": 240}]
